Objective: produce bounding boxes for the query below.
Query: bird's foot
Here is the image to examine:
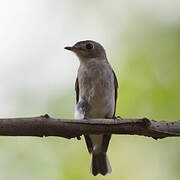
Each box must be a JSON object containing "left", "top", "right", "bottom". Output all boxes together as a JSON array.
[
  {"left": 83, "top": 115, "right": 88, "bottom": 119},
  {"left": 76, "top": 136, "right": 81, "bottom": 140},
  {"left": 114, "top": 115, "right": 123, "bottom": 120}
]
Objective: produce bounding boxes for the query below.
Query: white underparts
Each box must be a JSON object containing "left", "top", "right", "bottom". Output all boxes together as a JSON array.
[{"left": 74, "top": 105, "right": 84, "bottom": 119}]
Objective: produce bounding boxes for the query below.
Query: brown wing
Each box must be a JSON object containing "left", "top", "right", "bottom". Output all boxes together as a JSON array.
[
  {"left": 102, "top": 70, "right": 118, "bottom": 153},
  {"left": 75, "top": 77, "right": 79, "bottom": 103},
  {"left": 112, "top": 70, "right": 118, "bottom": 116}
]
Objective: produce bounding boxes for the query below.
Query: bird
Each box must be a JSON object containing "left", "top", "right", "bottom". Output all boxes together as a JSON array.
[{"left": 64, "top": 40, "right": 118, "bottom": 176}]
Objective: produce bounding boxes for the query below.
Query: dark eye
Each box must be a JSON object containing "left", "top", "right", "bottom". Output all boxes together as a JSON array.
[{"left": 86, "top": 43, "right": 93, "bottom": 49}]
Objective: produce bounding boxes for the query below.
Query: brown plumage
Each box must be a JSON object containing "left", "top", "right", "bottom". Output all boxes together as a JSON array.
[{"left": 65, "top": 40, "right": 118, "bottom": 176}]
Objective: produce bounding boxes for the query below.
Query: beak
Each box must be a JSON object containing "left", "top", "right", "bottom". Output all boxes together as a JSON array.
[{"left": 64, "top": 46, "right": 79, "bottom": 52}]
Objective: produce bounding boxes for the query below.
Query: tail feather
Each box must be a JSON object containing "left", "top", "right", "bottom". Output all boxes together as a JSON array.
[{"left": 91, "top": 152, "right": 112, "bottom": 176}]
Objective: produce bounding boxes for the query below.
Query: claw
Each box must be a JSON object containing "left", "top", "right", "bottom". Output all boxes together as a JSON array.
[
  {"left": 84, "top": 115, "right": 88, "bottom": 119},
  {"left": 76, "top": 136, "right": 81, "bottom": 140},
  {"left": 114, "top": 116, "right": 123, "bottom": 120}
]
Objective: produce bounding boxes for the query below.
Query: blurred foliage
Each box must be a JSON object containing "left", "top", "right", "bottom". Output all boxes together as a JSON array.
[
  {"left": 1, "top": 1, "right": 180, "bottom": 180},
  {"left": 116, "top": 20, "right": 180, "bottom": 121}
]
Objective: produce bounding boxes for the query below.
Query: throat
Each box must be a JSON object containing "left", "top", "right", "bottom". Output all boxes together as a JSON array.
[{"left": 78, "top": 57, "right": 106, "bottom": 66}]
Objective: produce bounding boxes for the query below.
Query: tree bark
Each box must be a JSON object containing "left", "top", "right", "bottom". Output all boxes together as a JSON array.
[{"left": 0, "top": 114, "right": 179, "bottom": 140}]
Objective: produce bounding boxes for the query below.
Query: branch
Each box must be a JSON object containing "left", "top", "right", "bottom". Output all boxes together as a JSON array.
[{"left": 0, "top": 114, "right": 180, "bottom": 140}]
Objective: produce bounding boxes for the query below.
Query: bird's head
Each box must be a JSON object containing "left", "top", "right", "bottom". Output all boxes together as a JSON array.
[{"left": 65, "top": 40, "right": 107, "bottom": 62}]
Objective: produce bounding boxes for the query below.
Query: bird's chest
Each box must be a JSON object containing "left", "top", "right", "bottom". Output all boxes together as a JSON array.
[
  {"left": 78, "top": 62, "right": 114, "bottom": 115},
  {"left": 79, "top": 64, "right": 112, "bottom": 100},
  {"left": 76, "top": 61, "right": 115, "bottom": 118}
]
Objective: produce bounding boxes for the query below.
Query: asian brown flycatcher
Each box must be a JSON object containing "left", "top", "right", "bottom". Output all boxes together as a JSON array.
[{"left": 65, "top": 40, "right": 118, "bottom": 176}]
